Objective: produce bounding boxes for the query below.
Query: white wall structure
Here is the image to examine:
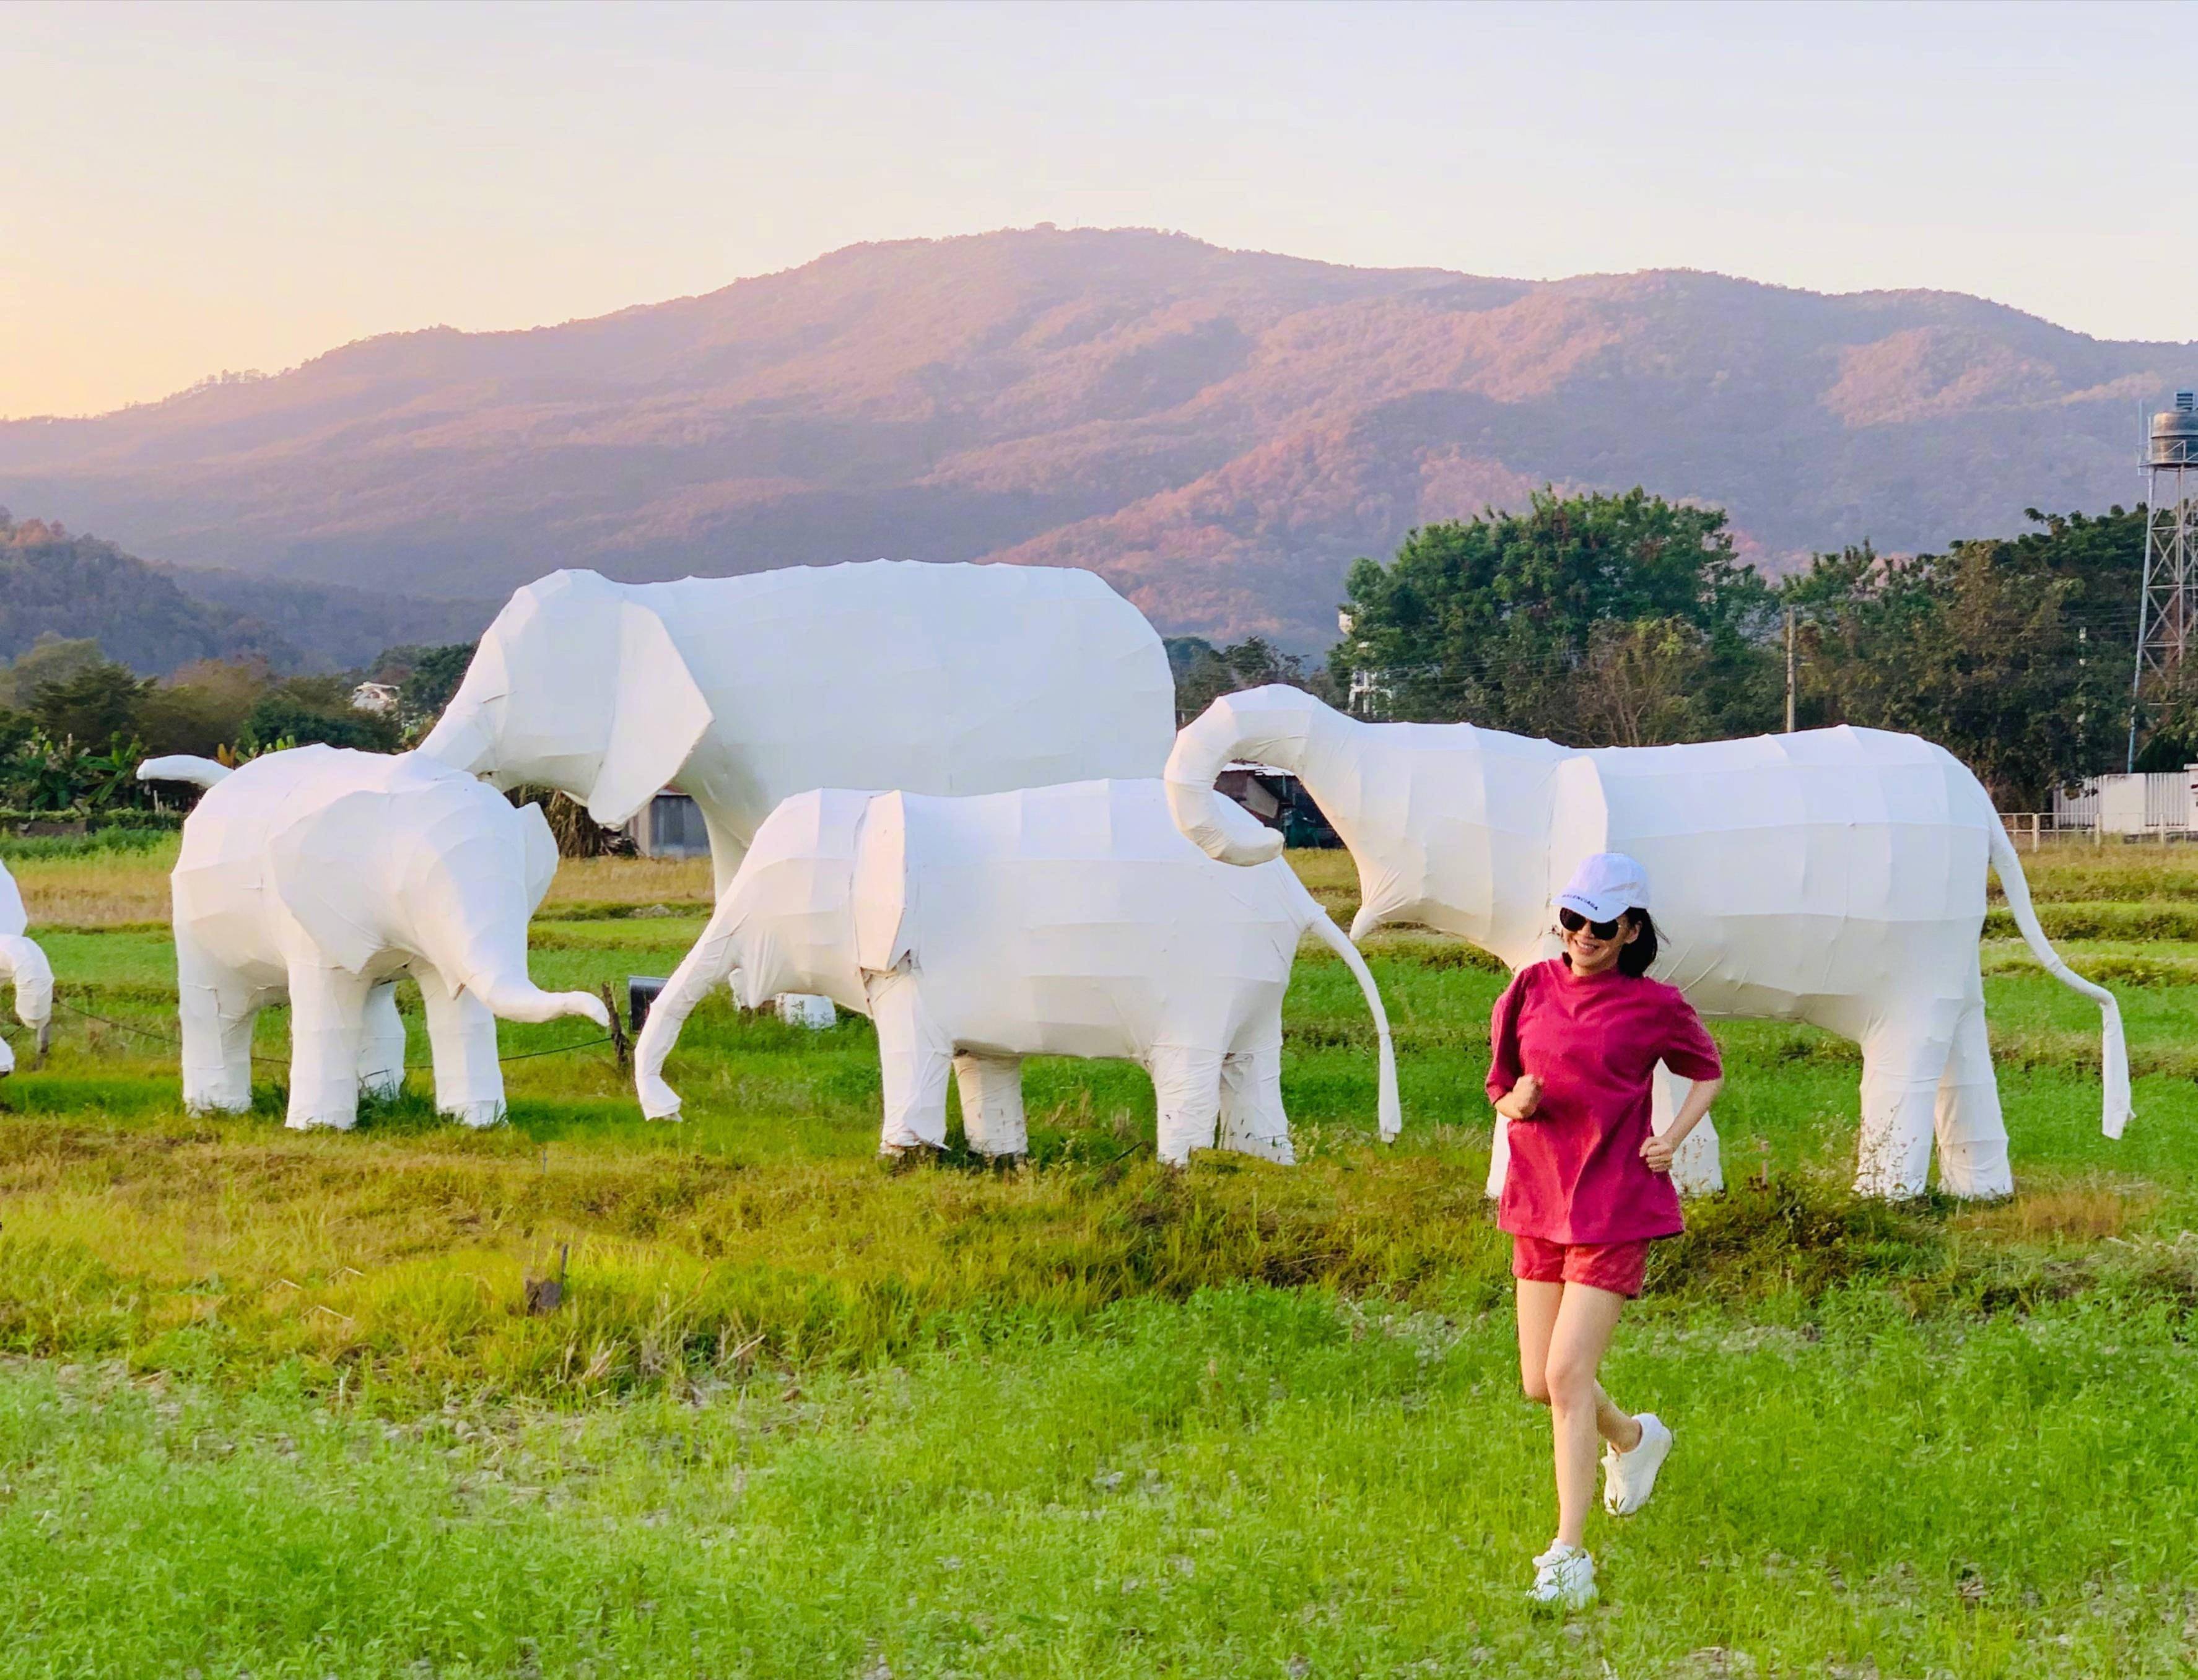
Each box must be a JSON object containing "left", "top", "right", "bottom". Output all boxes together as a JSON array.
[
  {"left": 141, "top": 749, "right": 609, "bottom": 1131},
  {"left": 1164, "top": 685, "right": 2130, "bottom": 1201},
  {"left": 633, "top": 779, "right": 1401, "bottom": 1165},
  {"left": 0, "top": 858, "right": 55, "bottom": 1076},
  {"left": 2056, "top": 770, "right": 2198, "bottom": 836}
]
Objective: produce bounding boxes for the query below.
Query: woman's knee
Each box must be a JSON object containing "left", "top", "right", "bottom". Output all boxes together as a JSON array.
[
  {"left": 1543, "top": 1350, "right": 1598, "bottom": 1409},
  {"left": 1519, "top": 1365, "right": 1551, "bottom": 1406}
]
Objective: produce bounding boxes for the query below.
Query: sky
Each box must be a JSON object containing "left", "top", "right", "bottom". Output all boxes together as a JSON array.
[{"left": 2, "top": 0, "right": 2189, "bottom": 419}]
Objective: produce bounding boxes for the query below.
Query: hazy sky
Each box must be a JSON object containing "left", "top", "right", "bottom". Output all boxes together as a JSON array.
[{"left": 4, "top": 0, "right": 2188, "bottom": 418}]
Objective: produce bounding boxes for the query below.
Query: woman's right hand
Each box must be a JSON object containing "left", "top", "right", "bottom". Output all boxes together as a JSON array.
[{"left": 1494, "top": 1073, "right": 1542, "bottom": 1121}]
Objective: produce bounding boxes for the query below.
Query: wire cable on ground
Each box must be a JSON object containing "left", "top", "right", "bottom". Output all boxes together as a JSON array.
[{"left": 36, "top": 996, "right": 614, "bottom": 1071}]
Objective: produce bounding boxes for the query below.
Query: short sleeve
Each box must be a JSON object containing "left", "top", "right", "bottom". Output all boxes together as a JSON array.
[
  {"left": 1661, "top": 989, "right": 1722, "bottom": 1083},
  {"left": 1485, "top": 968, "right": 1529, "bottom": 1103}
]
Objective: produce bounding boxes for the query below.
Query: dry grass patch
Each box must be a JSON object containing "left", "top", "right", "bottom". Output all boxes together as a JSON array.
[{"left": 1953, "top": 1182, "right": 2157, "bottom": 1243}]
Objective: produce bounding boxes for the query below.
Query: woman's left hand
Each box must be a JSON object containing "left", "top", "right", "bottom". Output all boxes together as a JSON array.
[{"left": 1639, "top": 1132, "right": 1677, "bottom": 1174}]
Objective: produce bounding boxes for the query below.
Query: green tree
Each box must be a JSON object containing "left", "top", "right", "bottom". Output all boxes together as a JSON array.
[
  {"left": 1165, "top": 635, "right": 1324, "bottom": 723},
  {"left": 1784, "top": 508, "right": 2140, "bottom": 807},
  {"left": 0, "top": 634, "right": 106, "bottom": 712},
  {"left": 137, "top": 658, "right": 274, "bottom": 758},
  {"left": 1330, "top": 488, "right": 1775, "bottom": 741},
  {"left": 243, "top": 676, "right": 402, "bottom": 754},
  {"left": 28, "top": 660, "right": 149, "bottom": 747},
  {"left": 367, "top": 641, "right": 478, "bottom": 736}
]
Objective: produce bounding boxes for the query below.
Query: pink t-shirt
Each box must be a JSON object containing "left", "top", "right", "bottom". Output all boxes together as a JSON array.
[{"left": 1485, "top": 959, "right": 1722, "bottom": 1245}]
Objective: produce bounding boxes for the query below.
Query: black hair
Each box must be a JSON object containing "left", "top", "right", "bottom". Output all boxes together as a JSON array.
[{"left": 1616, "top": 908, "right": 1660, "bottom": 978}]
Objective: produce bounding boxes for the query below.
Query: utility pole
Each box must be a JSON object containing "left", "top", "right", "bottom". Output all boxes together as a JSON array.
[{"left": 1784, "top": 606, "right": 1797, "bottom": 734}]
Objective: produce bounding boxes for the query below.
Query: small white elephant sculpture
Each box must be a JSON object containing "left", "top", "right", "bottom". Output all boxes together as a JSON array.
[
  {"left": 634, "top": 779, "right": 1402, "bottom": 1165},
  {"left": 1165, "top": 685, "right": 2129, "bottom": 1201},
  {"left": 0, "top": 858, "right": 53, "bottom": 1075},
  {"left": 141, "top": 749, "right": 609, "bottom": 1130}
]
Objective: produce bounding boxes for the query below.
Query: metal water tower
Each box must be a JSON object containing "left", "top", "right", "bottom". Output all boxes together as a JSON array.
[{"left": 2131, "top": 391, "right": 2198, "bottom": 766}]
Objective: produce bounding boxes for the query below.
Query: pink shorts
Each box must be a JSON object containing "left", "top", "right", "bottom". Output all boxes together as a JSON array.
[{"left": 1511, "top": 1235, "right": 1652, "bottom": 1299}]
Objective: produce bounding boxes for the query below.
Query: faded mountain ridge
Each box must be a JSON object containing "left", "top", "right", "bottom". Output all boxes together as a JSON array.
[
  {"left": 0, "top": 512, "right": 492, "bottom": 676},
  {"left": 1, "top": 227, "right": 2185, "bottom": 647}
]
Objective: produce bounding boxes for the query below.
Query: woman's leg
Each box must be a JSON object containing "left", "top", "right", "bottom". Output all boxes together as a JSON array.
[
  {"left": 1515, "top": 1279, "right": 1562, "bottom": 1403},
  {"left": 1543, "top": 1283, "right": 1640, "bottom": 1548},
  {"left": 1518, "top": 1279, "right": 1642, "bottom": 1435}
]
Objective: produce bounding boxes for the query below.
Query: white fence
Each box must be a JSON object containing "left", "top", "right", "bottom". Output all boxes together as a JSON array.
[{"left": 2051, "top": 770, "right": 2198, "bottom": 837}]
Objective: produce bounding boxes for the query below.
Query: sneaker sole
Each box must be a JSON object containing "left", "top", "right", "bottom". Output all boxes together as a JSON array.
[
  {"left": 1528, "top": 1588, "right": 1598, "bottom": 1614},
  {"left": 1603, "top": 1425, "right": 1673, "bottom": 1517}
]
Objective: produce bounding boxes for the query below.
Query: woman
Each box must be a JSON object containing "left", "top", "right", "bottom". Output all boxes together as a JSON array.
[{"left": 1486, "top": 851, "right": 1723, "bottom": 1611}]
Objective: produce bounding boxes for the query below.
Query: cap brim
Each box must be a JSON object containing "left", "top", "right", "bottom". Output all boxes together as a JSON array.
[{"left": 1556, "top": 890, "right": 1638, "bottom": 923}]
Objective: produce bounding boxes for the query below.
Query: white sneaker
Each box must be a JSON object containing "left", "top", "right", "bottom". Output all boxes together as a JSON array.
[
  {"left": 1527, "top": 1542, "right": 1597, "bottom": 1611},
  {"left": 1602, "top": 1412, "right": 1673, "bottom": 1516}
]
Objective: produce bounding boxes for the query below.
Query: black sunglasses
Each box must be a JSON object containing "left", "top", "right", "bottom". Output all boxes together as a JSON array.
[{"left": 1558, "top": 908, "right": 1623, "bottom": 939}]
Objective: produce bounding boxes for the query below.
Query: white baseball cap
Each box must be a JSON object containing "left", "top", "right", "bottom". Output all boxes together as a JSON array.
[{"left": 1556, "top": 853, "right": 1649, "bottom": 924}]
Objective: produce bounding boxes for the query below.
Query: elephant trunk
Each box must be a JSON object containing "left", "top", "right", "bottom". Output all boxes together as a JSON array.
[
  {"left": 409, "top": 844, "right": 608, "bottom": 1030},
  {"left": 464, "top": 966, "right": 610, "bottom": 1029},
  {"left": 634, "top": 908, "right": 756, "bottom": 1121},
  {"left": 1165, "top": 684, "right": 1340, "bottom": 866},
  {"left": 0, "top": 933, "right": 53, "bottom": 1053}
]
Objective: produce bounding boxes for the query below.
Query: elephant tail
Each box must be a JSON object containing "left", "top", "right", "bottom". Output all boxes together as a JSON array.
[
  {"left": 138, "top": 755, "right": 231, "bottom": 788},
  {"left": 1987, "top": 814, "right": 2130, "bottom": 1138},
  {"left": 1307, "top": 910, "right": 1401, "bottom": 1142}
]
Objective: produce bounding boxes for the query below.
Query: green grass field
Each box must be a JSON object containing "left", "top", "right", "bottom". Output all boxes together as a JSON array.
[{"left": 0, "top": 837, "right": 2194, "bottom": 1677}]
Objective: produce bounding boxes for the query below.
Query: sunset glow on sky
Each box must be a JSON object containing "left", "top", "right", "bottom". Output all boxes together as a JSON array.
[{"left": 3, "top": 0, "right": 2187, "bottom": 419}]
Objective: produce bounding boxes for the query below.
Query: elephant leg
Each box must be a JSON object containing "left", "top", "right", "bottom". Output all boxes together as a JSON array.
[
  {"left": 284, "top": 963, "right": 373, "bottom": 1131},
  {"left": 1853, "top": 1008, "right": 1960, "bottom": 1199},
  {"left": 419, "top": 968, "right": 508, "bottom": 1128},
  {"left": 1934, "top": 1001, "right": 2009, "bottom": 1199},
  {"left": 953, "top": 1053, "right": 1027, "bottom": 1157},
  {"left": 1149, "top": 1043, "right": 1225, "bottom": 1166},
  {"left": 869, "top": 971, "right": 953, "bottom": 1154},
  {"left": 177, "top": 928, "right": 255, "bottom": 1114},
  {"left": 356, "top": 980, "right": 406, "bottom": 1100},
  {"left": 1652, "top": 1061, "right": 1722, "bottom": 1195},
  {"left": 1218, "top": 1040, "right": 1294, "bottom": 1165}
]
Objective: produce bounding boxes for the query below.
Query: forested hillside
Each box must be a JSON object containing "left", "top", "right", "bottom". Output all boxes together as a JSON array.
[
  {"left": 0, "top": 512, "right": 295, "bottom": 672},
  {"left": 0, "top": 510, "right": 489, "bottom": 675}
]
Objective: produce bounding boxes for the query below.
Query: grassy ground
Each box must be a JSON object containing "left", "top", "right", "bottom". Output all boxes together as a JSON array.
[{"left": 0, "top": 836, "right": 2194, "bottom": 1676}]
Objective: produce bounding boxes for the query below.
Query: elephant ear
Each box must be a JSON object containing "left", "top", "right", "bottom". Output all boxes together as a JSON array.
[
  {"left": 517, "top": 799, "right": 559, "bottom": 914},
  {"left": 852, "top": 791, "right": 913, "bottom": 973},
  {"left": 268, "top": 790, "right": 393, "bottom": 975},
  {"left": 583, "top": 601, "right": 714, "bottom": 831}
]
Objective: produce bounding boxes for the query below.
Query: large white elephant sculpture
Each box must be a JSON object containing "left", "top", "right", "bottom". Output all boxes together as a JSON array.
[
  {"left": 141, "top": 749, "right": 609, "bottom": 1131},
  {"left": 416, "top": 563, "right": 1177, "bottom": 890},
  {"left": 0, "top": 858, "right": 54, "bottom": 1075},
  {"left": 633, "top": 779, "right": 1401, "bottom": 1165},
  {"left": 1163, "top": 685, "right": 2129, "bottom": 1201}
]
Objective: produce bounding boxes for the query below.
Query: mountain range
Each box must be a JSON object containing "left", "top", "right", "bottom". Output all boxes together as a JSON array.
[{"left": 2, "top": 227, "right": 2189, "bottom": 650}]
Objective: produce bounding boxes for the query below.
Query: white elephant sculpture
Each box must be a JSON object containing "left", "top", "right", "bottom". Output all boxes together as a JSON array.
[
  {"left": 416, "top": 562, "right": 1176, "bottom": 891},
  {"left": 0, "top": 858, "right": 54, "bottom": 1075},
  {"left": 1164, "top": 685, "right": 2129, "bottom": 1201},
  {"left": 633, "top": 779, "right": 1402, "bottom": 1165},
  {"left": 141, "top": 749, "right": 609, "bottom": 1131}
]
